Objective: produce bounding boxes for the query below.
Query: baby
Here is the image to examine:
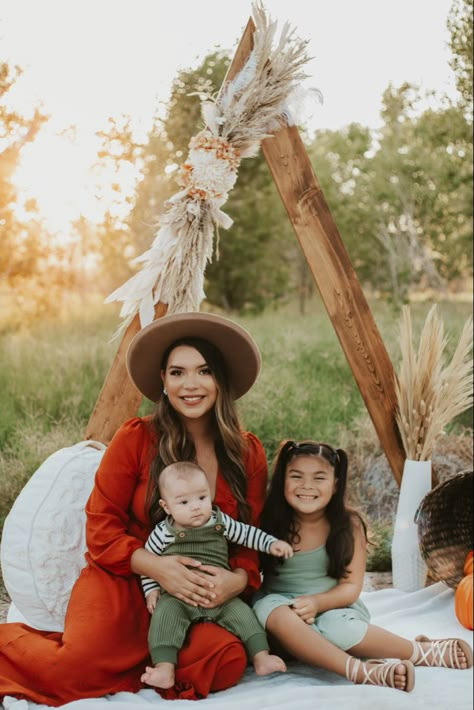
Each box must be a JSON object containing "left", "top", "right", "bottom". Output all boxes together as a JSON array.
[{"left": 141, "top": 461, "right": 293, "bottom": 689}]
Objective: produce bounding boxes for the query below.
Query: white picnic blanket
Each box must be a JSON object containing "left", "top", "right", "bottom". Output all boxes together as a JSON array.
[{"left": 4, "top": 583, "right": 473, "bottom": 710}]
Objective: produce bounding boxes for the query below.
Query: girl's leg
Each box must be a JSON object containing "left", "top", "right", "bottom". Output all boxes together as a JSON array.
[
  {"left": 350, "top": 625, "right": 471, "bottom": 669},
  {"left": 266, "top": 606, "right": 412, "bottom": 691}
]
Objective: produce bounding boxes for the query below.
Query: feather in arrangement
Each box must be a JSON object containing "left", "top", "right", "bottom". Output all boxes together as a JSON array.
[
  {"left": 395, "top": 304, "right": 473, "bottom": 461},
  {"left": 105, "top": 0, "right": 317, "bottom": 329}
]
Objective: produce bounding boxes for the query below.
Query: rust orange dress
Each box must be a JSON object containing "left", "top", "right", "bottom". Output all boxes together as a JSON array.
[{"left": 0, "top": 418, "right": 268, "bottom": 705}]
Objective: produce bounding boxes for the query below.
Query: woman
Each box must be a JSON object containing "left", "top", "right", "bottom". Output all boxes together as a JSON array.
[{"left": 0, "top": 312, "right": 268, "bottom": 705}]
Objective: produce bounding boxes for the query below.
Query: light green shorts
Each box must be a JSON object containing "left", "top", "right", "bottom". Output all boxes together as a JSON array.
[{"left": 253, "top": 593, "right": 370, "bottom": 651}]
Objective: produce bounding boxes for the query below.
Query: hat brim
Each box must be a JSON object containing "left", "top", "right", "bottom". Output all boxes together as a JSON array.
[{"left": 126, "top": 312, "right": 261, "bottom": 402}]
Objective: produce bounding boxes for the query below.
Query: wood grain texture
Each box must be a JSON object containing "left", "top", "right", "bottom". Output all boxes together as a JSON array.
[
  {"left": 84, "top": 302, "right": 168, "bottom": 444},
  {"left": 261, "top": 127, "right": 405, "bottom": 484}
]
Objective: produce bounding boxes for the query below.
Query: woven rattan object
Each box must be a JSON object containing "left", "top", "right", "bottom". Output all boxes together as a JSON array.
[{"left": 415, "top": 470, "right": 473, "bottom": 589}]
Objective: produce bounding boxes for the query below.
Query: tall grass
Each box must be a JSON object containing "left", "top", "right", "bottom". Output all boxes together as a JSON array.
[{"left": 1, "top": 296, "right": 472, "bottom": 554}]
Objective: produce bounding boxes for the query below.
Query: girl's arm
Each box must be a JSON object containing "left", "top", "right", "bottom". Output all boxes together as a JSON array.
[{"left": 291, "top": 517, "right": 366, "bottom": 623}]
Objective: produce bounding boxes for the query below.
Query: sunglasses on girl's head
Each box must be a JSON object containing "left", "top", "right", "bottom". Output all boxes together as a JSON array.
[{"left": 283, "top": 440, "right": 339, "bottom": 466}]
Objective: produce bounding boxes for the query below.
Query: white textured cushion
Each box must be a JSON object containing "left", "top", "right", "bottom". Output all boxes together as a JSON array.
[{"left": 0, "top": 440, "right": 106, "bottom": 631}]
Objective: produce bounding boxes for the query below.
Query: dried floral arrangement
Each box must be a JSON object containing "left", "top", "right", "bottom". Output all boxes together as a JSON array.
[
  {"left": 106, "top": 1, "right": 316, "bottom": 329},
  {"left": 395, "top": 304, "right": 473, "bottom": 461}
]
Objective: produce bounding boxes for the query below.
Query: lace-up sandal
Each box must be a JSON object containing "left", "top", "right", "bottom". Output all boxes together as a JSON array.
[
  {"left": 410, "top": 635, "right": 473, "bottom": 669},
  {"left": 345, "top": 657, "right": 415, "bottom": 692}
]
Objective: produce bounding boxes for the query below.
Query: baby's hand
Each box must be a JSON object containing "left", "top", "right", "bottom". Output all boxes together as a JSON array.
[
  {"left": 146, "top": 589, "right": 160, "bottom": 614},
  {"left": 269, "top": 540, "right": 293, "bottom": 559}
]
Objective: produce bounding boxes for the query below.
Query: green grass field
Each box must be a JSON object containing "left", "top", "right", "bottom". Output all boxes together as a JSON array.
[{"left": 1, "top": 295, "right": 472, "bottom": 571}]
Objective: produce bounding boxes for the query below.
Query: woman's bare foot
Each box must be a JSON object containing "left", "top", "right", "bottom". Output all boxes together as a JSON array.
[
  {"left": 140, "top": 662, "right": 175, "bottom": 688},
  {"left": 412, "top": 636, "right": 472, "bottom": 669},
  {"left": 253, "top": 650, "right": 287, "bottom": 675}
]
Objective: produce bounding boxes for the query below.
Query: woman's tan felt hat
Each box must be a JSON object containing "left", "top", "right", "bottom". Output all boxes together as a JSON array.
[{"left": 126, "top": 312, "right": 261, "bottom": 402}]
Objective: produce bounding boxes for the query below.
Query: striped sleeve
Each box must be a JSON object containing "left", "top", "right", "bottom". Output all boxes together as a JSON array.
[
  {"left": 141, "top": 522, "right": 175, "bottom": 597},
  {"left": 221, "top": 511, "right": 278, "bottom": 554}
]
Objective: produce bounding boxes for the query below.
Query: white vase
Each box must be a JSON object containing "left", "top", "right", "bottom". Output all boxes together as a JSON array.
[{"left": 391, "top": 459, "right": 432, "bottom": 592}]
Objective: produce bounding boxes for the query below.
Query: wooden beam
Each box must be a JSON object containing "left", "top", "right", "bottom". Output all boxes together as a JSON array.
[
  {"left": 84, "top": 302, "right": 167, "bottom": 444},
  {"left": 261, "top": 129, "right": 405, "bottom": 484},
  {"left": 225, "top": 16, "right": 405, "bottom": 483}
]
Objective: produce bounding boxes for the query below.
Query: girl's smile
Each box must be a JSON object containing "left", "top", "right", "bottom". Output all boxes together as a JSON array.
[{"left": 284, "top": 455, "right": 336, "bottom": 515}]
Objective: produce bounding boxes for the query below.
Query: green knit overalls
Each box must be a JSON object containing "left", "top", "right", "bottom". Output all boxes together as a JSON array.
[{"left": 148, "top": 510, "right": 269, "bottom": 664}]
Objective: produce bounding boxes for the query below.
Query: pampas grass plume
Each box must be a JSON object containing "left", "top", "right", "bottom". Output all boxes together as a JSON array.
[{"left": 395, "top": 305, "right": 473, "bottom": 461}]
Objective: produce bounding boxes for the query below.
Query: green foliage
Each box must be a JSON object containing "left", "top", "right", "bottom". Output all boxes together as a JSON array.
[
  {"left": 366, "top": 523, "right": 392, "bottom": 572},
  {"left": 447, "top": 0, "right": 473, "bottom": 113},
  {"left": 307, "top": 83, "right": 473, "bottom": 306}
]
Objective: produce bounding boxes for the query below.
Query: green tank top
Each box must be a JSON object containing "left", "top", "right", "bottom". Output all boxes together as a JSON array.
[{"left": 262, "top": 544, "right": 346, "bottom": 595}]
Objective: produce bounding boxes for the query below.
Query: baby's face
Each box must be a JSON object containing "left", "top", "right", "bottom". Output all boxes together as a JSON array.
[{"left": 160, "top": 471, "right": 212, "bottom": 529}]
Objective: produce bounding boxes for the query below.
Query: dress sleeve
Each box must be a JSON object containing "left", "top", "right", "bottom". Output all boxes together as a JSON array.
[
  {"left": 85, "top": 418, "right": 150, "bottom": 576},
  {"left": 228, "top": 431, "right": 268, "bottom": 594}
]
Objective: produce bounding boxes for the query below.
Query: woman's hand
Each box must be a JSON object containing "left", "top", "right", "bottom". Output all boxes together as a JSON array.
[
  {"left": 195, "top": 566, "right": 248, "bottom": 607},
  {"left": 290, "top": 594, "right": 319, "bottom": 624},
  {"left": 148, "top": 555, "right": 217, "bottom": 607}
]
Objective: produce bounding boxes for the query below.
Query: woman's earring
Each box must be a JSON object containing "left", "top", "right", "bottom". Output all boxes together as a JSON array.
[{"left": 163, "top": 387, "right": 168, "bottom": 396}]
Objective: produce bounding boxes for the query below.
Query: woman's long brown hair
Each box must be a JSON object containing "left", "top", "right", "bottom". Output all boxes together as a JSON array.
[{"left": 147, "top": 337, "right": 251, "bottom": 525}]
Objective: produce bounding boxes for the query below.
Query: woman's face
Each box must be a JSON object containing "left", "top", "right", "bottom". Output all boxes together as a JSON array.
[
  {"left": 283, "top": 454, "right": 337, "bottom": 517},
  {"left": 161, "top": 345, "right": 218, "bottom": 422}
]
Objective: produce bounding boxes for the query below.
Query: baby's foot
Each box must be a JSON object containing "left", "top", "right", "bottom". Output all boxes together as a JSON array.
[
  {"left": 253, "top": 650, "right": 287, "bottom": 676},
  {"left": 141, "top": 662, "right": 175, "bottom": 689}
]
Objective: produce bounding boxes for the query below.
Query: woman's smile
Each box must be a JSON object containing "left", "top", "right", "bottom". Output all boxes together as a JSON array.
[{"left": 162, "top": 345, "right": 218, "bottom": 419}]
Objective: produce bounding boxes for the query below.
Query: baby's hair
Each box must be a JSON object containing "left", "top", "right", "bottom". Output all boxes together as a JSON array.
[
  {"left": 260, "top": 439, "right": 367, "bottom": 580},
  {"left": 158, "top": 461, "right": 208, "bottom": 499}
]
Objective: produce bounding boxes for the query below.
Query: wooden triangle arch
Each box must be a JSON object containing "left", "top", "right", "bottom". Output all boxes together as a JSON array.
[{"left": 85, "top": 16, "right": 406, "bottom": 486}]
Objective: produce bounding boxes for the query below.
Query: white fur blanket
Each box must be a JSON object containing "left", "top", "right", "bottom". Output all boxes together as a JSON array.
[{"left": 4, "top": 583, "right": 473, "bottom": 710}]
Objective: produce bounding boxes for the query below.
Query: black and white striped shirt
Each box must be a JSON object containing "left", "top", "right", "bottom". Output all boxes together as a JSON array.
[{"left": 141, "top": 507, "right": 277, "bottom": 597}]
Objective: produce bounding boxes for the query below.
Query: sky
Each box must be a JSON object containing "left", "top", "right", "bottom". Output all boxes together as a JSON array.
[{"left": 0, "top": 0, "right": 459, "bottom": 235}]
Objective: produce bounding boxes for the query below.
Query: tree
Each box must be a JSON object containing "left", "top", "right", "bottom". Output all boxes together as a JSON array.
[
  {"left": 447, "top": 0, "right": 473, "bottom": 114},
  {"left": 307, "top": 82, "right": 473, "bottom": 305},
  {"left": 0, "top": 61, "right": 52, "bottom": 326}
]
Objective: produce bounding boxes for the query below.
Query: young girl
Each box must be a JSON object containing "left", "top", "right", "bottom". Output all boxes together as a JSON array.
[{"left": 253, "top": 440, "right": 473, "bottom": 693}]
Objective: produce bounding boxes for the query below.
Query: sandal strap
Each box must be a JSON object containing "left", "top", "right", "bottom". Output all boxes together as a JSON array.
[
  {"left": 346, "top": 658, "right": 398, "bottom": 687},
  {"left": 345, "top": 656, "right": 361, "bottom": 684},
  {"left": 362, "top": 661, "right": 396, "bottom": 687},
  {"left": 410, "top": 639, "right": 461, "bottom": 668}
]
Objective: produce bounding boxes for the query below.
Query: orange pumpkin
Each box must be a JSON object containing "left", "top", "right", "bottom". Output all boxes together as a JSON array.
[{"left": 455, "top": 551, "right": 473, "bottom": 630}]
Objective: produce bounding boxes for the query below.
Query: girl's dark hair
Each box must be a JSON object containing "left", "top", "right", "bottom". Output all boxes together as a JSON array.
[
  {"left": 260, "top": 440, "right": 367, "bottom": 580},
  {"left": 146, "top": 337, "right": 251, "bottom": 525}
]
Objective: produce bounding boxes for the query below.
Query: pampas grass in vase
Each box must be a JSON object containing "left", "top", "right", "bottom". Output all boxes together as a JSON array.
[{"left": 392, "top": 304, "right": 473, "bottom": 592}]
